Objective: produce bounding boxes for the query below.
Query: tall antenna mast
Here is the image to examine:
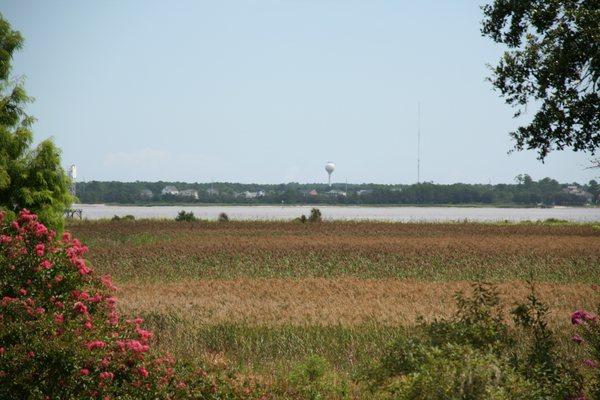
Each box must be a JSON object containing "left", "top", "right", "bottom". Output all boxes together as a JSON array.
[{"left": 417, "top": 102, "right": 421, "bottom": 184}]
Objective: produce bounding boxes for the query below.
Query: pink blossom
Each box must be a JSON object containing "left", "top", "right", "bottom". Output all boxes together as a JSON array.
[
  {"left": 54, "top": 313, "right": 64, "bottom": 324},
  {"left": 35, "top": 243, "right": 45, "bottom": 256},
  {"left": 105, "top": 297, "right": 117, "bottom": 309},
  {"left": 584, "top": 359, "right": 598, "bottom": 368},
  {"left": 86, "top": 340, "right": 106, "bottom": 350},
  {"left": 18, "top": 288, "right": 27, "bottom": 296},
  {"left": 138, "top": 366, "right": 149, "bottom": 377},
  {"left": 1, "top": 296, "right": 16, "bottom": 306},
  {"left": 108, "top": 310, "right": 119, "bottom": 326},
  {"left": 83, "top": 321, "right": 93, "bottom": 330},
  {"left": 571, "top": 310, "right": 596, "bottom": 325},
  {"left": 0, "top": 235, "right": 11, "bottom": 244},
  {"left": 0, "top": 347, "right": 5, "bottom": 354},
  {"left": 34, "top": 223, "right": 48, "bottom": 237},
  {"left": 89, "top": 294, "right": 102, "bottom": 303},
  {"left": 73, "top": 302, "right": 88, "bottom": 315},
  {"left": 116, "top": 339, "right": 149, "bottom": 353},
  {"left": 136, "top": 327, "right": 153, "bottom": 342},
  {"left": 18, "top": 209, "right": 36, "bottom": 221},
  {"left": 40, "top": 259, "right": 53, "bottom": 270},
  {"left": 101, "top": 275, "right": 118, "bottom": 291},
  {"left": 80, "top": 368, "right": 90, "bottom": 376},
  {"left": 27, "top": 351, "right": 34, "bottom": 358},
  {"left": 572, "top": 334, "right": 583, "bottom": 344},
  {"left": 99, "top": 371, "right": 114, "bottom": 381}
]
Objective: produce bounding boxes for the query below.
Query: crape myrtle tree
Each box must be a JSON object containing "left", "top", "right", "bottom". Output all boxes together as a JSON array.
[
  {"left": 0, "top": 14, "right": 72, "bottom": 229},
  {"left": 482, "top": 0, "right": 599, "bottom": 160}
]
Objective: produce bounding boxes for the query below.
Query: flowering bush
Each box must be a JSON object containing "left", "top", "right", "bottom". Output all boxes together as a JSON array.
[
  {"left": 0, "top": 210, "right": 240, "bottom": 399},
  {"left": 571, "top": 308, "right": 600, "bottom": 398}
]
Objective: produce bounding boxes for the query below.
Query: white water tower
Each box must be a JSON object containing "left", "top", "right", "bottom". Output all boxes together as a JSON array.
[
  {"left": 68, "top": 164, "right": 77, "bottom": 196},
  {"left": 325, "top": 162, "right": 335, "bottom": 186}
]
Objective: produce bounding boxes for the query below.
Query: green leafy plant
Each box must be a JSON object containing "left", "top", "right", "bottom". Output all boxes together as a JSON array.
[
  {"left": 218, "top": 212, "right": 229, "bottom": 223},
  {"left": 308, "top": 208, "right": 322, "bottom": 223},
  {"left": 175, "top": 210, "right": 196, "bottom": 222},
  {"left": 0, "top": 14, "right": 72, "bottom": 230}
]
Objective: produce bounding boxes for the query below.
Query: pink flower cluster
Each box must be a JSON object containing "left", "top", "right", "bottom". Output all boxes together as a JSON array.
[{"left": 571, "top": 310, "right": 596, "bottom": 325}]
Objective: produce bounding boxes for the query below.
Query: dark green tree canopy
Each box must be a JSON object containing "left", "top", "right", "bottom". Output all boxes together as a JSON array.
[
  {"left": 482, "top": 0, "right": 599, "bottom": 160},
  {"left": 0, "top": 14, "right": 72, "bottom": 229}
]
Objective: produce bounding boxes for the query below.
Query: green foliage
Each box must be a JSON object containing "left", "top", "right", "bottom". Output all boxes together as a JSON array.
[
  {"left": 297, "top": 214, "right": 308, "bottom": 223},
  {"left": 482, "top": 0, "right": 600, "bottom": 159},
  {"left": 382, "top": 344, "right": 540, "bottom": 400},
  {"left": 75, "top": 178, "right": 595, "bottom": 206},
  {"left": 286, "top": 355, "right": 349, "bottom": 400},
  {"left": 112, "top": 214, "right": 135, "bottom": 221},
  {"left": 0, "top": 14, "right": 72, "bottom": 230},
  {"left": 424, "top": 282, "right": 510, "bottom": 352},
  {"left": 364, "top": 282, "right": 585, "bottom": 399},
  {"left": 511, "top": 282, "right": 582, "bottom": 398},
  {"left": 218, "top": 212, "right": 229, "bottom": 222},
  {"left": 309, "top": 208, "right": 322, "bottom": 223},
  {"left": 175, "top": 210, "right": 196, "bottom": 222}
]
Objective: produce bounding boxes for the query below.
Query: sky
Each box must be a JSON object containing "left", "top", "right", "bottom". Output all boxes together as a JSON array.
[{"left": 2, "top": 1, "right": 598, "bottom": 184}]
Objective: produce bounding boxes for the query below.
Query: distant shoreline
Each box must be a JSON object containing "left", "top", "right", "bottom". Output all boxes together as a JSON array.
[{"left": 72, "top": 203, "right": 599, "bottom": 209}]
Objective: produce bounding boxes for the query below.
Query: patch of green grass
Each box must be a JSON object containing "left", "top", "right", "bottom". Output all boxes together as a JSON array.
[
  {"left": 140, "top": 313, "right": 407, "bottom": 374},
  {"left": 94, "top": 252, "right": 600, "bottom": 284}
]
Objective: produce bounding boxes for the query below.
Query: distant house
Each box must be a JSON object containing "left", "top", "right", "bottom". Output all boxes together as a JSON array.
[
  {"left": 161, "top": 186, "right": 179, "bottom": 196},
  {"left": 564, "top": 185, "right": 592, "bottom": 202},
  {"left": 327, "top": 189, "right": 347, "bottom": 197},
  {"left": 140, "top": 189, "right": 154, "bottom": 199},
  {"left": 309, "top": 189, "right": 318, "bottom": 197},
  {"left": 243, "top": 190, "right": 265, "bottom": 199},
  {"left": 206, "top": 188, "right": 219, "bottom": 196},
  {"left": 179, "top": 189, "right": 199, "bottom": 200},
  {"left": 356, "top": 189, "right": 372, "bottom": 196}
]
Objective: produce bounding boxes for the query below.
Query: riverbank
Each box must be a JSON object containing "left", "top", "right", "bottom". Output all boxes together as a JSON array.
[{"left": 70, "top": 204, "right": 600, "bottom": 222}]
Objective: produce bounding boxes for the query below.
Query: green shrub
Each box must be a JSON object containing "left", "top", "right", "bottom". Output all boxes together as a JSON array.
[
  {"left": 365, "top": 282, "right": 585, "bottom": 399},
  {"left": 425, "top": 282, "right": 510, "bottom": 352},
  {"left": 218, "top": 212, "right": 229, "bottom": 222},
  {"left": 175, "top": 210, "right": 196, "bottom": 222},
  {"left": 286, "top": 355, "right": 348, "bottom": 400},
  {"left": 382, "top": 344, "right": 540, "bottom": 400},
  {"left": 308, "top": 208, "right": 322, "bottom": 223},
  {"left": 111, "top": 214, "right": 135, "bottom": 221}
]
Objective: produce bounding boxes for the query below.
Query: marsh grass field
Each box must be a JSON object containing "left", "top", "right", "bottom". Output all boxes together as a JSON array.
[{"left": 67, "top": 219, "right": 600, "bottom": 394}]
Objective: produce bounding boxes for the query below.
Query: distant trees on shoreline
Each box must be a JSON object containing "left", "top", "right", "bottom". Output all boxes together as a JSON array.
[{"left": 75, "top": 176, "right": 598, "bottom": 207}]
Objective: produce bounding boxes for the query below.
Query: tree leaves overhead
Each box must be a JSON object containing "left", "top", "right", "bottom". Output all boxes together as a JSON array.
[
  {"left": 0, "top": 13, "right": 72, "bottom": 229},
  {"left": 482, "top": 0, "right": 599, "bottom": 160}
]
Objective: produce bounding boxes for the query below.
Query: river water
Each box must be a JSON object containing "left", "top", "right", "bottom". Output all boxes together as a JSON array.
[{"left": 72, "top": 204, "right": 600, "bottom": 222}]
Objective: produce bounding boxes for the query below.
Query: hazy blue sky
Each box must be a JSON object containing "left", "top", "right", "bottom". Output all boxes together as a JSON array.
[{"left": 2, "top": 1, "right": 598, "bottom": 184}]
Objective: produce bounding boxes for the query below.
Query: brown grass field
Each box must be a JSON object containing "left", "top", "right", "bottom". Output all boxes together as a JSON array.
[{"left": 68, "top": 220, "right": 600, "bottom": 371}]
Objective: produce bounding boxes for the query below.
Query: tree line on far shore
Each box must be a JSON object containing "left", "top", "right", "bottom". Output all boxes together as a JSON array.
[{"left": 74, "top": 176, "right": 599, "bottom": 207}]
